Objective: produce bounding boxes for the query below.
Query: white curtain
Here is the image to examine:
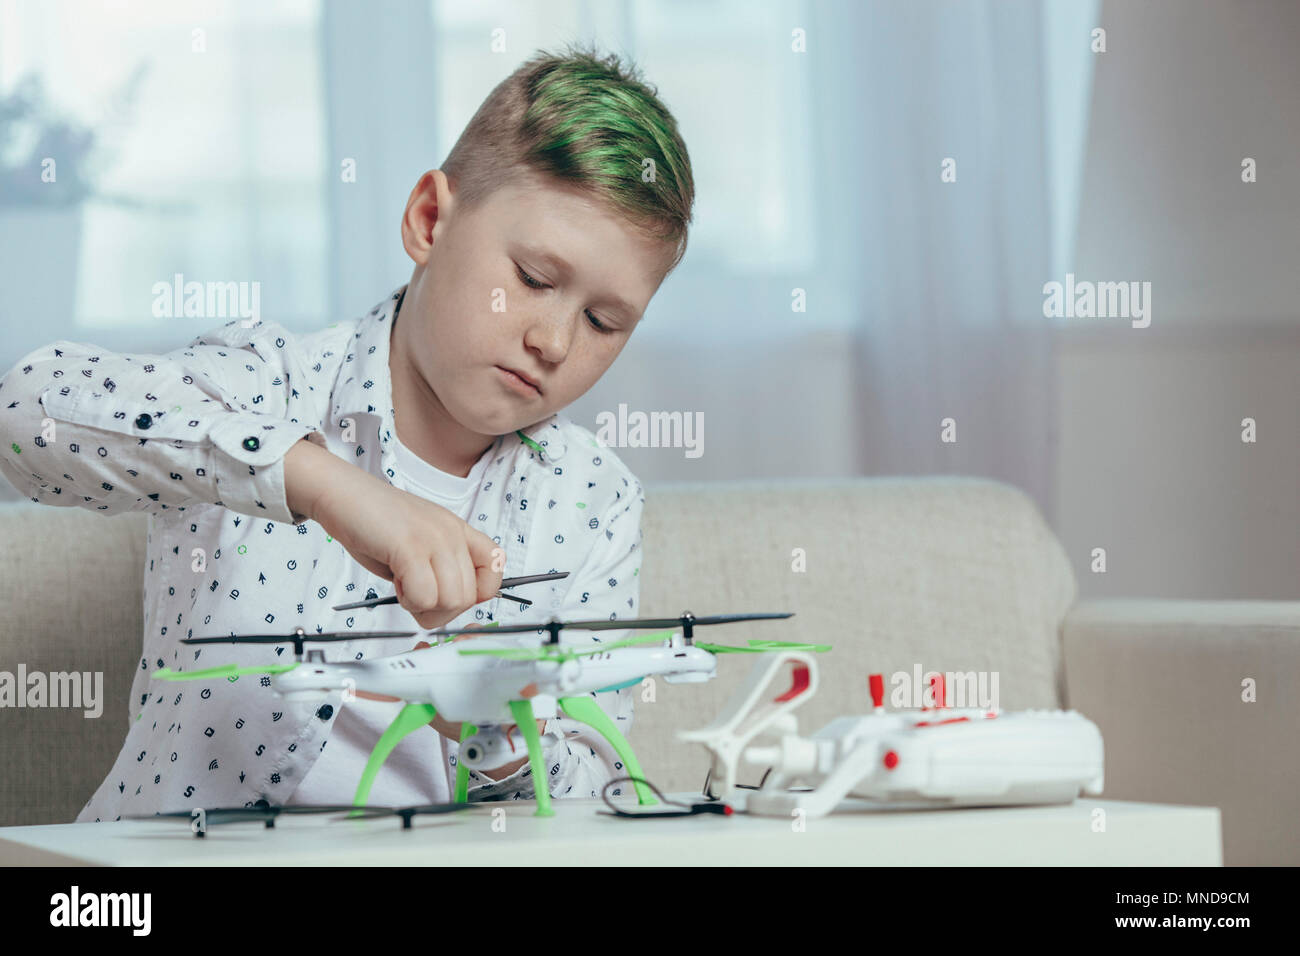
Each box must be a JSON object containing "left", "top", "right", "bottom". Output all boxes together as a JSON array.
[
  {"left": 809, "top": 0, "right": 1097, "bottom": 526},
  {"left": 572, "top": 0, "right": 1099, "bottom": 533}
]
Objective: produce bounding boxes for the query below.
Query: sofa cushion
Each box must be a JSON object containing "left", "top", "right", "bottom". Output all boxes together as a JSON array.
[
  {"left": 0, "top": 504, "right": 149, "bottom": 825},
  {"left": 635, "top": 477, "right": 1076, "bottom": 791}
]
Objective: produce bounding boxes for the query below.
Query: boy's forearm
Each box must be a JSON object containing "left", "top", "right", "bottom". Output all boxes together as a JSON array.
[{"left": 284, "top": 436, "right": 341, "bottom": 522}]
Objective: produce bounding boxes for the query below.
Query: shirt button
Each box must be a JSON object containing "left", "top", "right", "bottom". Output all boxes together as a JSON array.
[
  {"left": 135, "top": 413, "right": 152, "bottom": 429},
  {"left": 316, "top": 704, "right": 334, "bottom": 721},
  {"left": 242, "top": 436, "right": 260, "bottom": 452}
]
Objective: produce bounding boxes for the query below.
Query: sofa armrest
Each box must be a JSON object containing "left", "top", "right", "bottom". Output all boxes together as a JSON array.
[{"left": 1062, "top": 599, "right": 1300, "bottom": 866}]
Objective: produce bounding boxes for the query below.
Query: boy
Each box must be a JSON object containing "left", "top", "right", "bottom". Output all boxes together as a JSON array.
[{"left": 0, "top": 45, "right": 694, "bottom": 820}]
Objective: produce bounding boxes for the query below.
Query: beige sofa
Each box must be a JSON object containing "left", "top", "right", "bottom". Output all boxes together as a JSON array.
[{"left": 1, "top": 477, "right": 1295, "bottom": 865}]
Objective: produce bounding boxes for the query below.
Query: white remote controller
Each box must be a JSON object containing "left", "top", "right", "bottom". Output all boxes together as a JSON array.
[
  {"left": 743, "top": 707, "right": 1105, "bottom": 817},
  {"left": 679, "top": 653, "right": 1104, "bottom": 818}
]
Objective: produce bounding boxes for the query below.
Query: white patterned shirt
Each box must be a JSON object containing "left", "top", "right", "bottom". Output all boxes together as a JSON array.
[{"left": 0, "top": 286, "right": 645, "bottom": 821}]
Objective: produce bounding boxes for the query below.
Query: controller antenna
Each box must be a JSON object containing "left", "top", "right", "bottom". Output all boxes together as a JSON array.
[{"left": 868, "top": 673, "right": 885, "bottom": 713}]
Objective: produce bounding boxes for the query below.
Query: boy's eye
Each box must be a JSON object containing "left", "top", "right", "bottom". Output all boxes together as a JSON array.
[
  {"left": 515, "top": 264, "right": 547, "bottom": 290},
  {"left": 515, "top": 263, "right": 616, "bottom": 334}
]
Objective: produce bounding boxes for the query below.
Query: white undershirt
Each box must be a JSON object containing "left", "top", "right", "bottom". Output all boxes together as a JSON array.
[
  {"left": 394, "top": 430, "right": 492, "bottom": 501},
  {"left": 286, "top": 431, "right": 495, "bottom": 807}
]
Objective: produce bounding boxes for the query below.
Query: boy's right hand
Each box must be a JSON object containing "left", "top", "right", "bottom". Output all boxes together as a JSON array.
[{"left": 306, "top": 458, "right": 504, "bottom": 629}]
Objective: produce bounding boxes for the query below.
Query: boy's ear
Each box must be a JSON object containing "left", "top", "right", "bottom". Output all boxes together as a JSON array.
[
  {"left": 400, "top": 169, "right": 455, "bottom": 265},
  {"left": 430, "top": 169, "right": 456, "bottom": 225}
]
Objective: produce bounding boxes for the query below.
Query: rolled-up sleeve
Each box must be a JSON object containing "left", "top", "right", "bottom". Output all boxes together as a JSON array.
[{"left": 0, "top": 320, "right": 327, "bottom": 524}]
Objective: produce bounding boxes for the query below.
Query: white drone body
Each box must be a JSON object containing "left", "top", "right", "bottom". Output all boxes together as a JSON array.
[
  {"left": 274, "top": 631, "right": 717, "bottom": 769},
  {"left": 680, "top": 652, "right": 1105, "bottom": 817},
  {"left": 160, "top": 611, "right": 807, "bottom": 815}
]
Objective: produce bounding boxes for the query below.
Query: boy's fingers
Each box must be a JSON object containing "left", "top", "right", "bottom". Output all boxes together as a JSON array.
[
  {"left": 430, "top": 550, "right": 469, "bottom": 614},
  {"left": 466, "top": 527, "right": 504, "bottom": 596},
  {"left": 473, "top": 565, "right": 501, "bottom": 604},
  {"left": 465, "top": 526, "right": 498, "bottom": 566},
  {"left": 353, "top": 553, "right": 394, "bottom": 582},
  {"left": 396, "top": 555, "right": 440, "bottom": 625},
  {"left": 458, "top": 551, "right": 477, "bottom": 613},
  {"left": 451, "top": 622, "right": 483, "bottom": 643}
]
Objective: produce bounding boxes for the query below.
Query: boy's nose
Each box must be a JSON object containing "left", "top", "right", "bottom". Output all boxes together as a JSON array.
[{"left": 522, "top": 311, "right": 574, "bottom": 364}]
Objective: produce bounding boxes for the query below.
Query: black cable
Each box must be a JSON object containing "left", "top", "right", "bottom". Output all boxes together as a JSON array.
[
  {"left": 599, "top": 775, "right": 734, "bottom": 817},
  {"left": 701, "top": 765, "right": 772, "bottom": 801}
]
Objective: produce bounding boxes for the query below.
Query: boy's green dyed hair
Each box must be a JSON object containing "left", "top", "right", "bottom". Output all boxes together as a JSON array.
[{"left": 441, "top": 43, "right": 695, "bottom": 276}]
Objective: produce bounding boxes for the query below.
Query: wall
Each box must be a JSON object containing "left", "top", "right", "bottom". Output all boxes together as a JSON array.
[{"left": 1058, "top": 0, "right": 1300, "bottom": 599}]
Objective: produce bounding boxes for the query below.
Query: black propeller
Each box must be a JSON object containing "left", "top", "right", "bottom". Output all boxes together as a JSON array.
[
  {"left": 335, "top": 801, "right": 474, "bottom": 829},
  {"left": 178, "top": 612, "right": 795, "bottom": 655},
  {"left": 421, "top": 611, "right": 795, "bottom": 645},
  {"left": 127, "top": 801, "right": 473, "bottom": 835},
  {"left": 181, "top": 626, "right": 418, "bottom": 657},
  {"left": 127, "top": 803, "right": 365, "bottom": 836}
]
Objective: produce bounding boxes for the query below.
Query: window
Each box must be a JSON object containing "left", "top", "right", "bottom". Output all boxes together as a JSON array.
[{"left": 0, "top": 0, "right": 327, "bottom": 331}]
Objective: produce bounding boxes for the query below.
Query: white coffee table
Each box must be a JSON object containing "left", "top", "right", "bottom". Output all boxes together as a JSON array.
[{"left": 0, "top": 795, "right": 1221, "bottom": 865}]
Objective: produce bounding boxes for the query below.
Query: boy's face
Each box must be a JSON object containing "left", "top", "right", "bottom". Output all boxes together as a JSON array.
[{"left": 396, "top": 168, "right": 673, "bottom": 444}]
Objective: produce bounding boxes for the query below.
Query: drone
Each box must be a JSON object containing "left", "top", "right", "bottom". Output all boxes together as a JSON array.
[{"left": 152, "top": 611, "right": 829, "bottom": 817}]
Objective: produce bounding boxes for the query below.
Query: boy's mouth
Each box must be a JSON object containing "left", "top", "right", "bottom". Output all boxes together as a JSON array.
[{"left": 496, "top": 365, "right": 543, "bottom": 397}]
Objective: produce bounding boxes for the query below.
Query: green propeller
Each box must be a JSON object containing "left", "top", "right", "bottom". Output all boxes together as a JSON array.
[
  {"left": 580, "top": 630, "right": 677, "bottom": 653},
  {"left": 153, "top": 662, "right": 301, "bottom": 681},
  {"left": 695, "top": 639, "right": 832, "bottom": 654}
]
